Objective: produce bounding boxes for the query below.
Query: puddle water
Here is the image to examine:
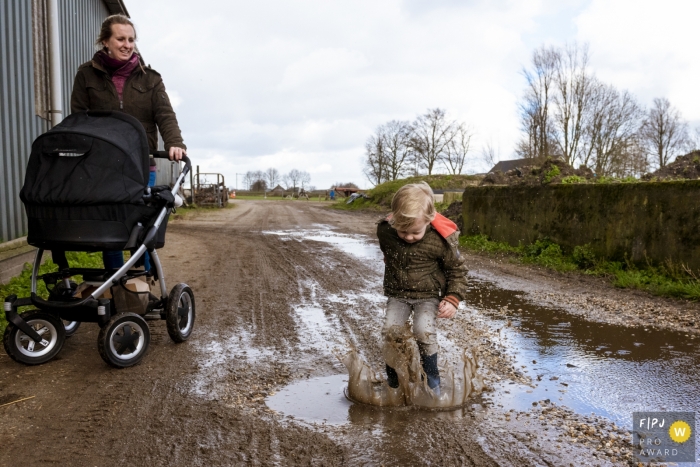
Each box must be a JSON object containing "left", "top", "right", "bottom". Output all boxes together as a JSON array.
[
  {"left": 267, "top": 374, "right": 352, "bottom": 424},
  {"left": 464, "top": 280, "right": 700, "bottom": 433},
  {"left": 261, "top": 226, "right": 699, "bottom": 450},
  {"left": 263, "top": 226, "right": 384, "bottom": 261},
  {"left": 266, "top": 373, "right": 476, "bottom": 427}
]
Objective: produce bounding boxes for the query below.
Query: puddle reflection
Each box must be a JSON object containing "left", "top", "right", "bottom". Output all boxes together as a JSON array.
[{"left": 466, "top": 280, "right": 700, "bottom": 430}]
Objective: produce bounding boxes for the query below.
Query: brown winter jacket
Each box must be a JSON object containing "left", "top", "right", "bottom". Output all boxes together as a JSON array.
[
  {"left": 377, "top": 214, "right": 469, "bottom": 302},
  {"left": 70, "top": 59, "right": 186, "bottom": 153}
]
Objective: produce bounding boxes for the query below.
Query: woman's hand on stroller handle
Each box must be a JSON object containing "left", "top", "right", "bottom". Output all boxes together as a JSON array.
[{"left": 151, "top": 150, "right": 191, "bottom": 174}]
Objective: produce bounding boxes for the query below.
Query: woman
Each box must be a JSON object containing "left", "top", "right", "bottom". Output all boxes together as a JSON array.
[{"left": 66, "top": 14, "right": 186, "bottom": 270}]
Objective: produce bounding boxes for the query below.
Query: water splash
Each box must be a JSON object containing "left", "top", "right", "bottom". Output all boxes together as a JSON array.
[{"left": 340, "top": 325, "right": 484, "bottom": 409}]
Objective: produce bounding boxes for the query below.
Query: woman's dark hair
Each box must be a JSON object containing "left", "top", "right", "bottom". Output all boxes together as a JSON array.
[{"left": 95, "top": 14, "right": 137, "bottom": 48}]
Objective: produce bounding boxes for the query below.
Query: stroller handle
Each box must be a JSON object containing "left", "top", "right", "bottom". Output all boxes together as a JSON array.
[{"left": 151, "top": 151, "right": 191, "bottom": 175}]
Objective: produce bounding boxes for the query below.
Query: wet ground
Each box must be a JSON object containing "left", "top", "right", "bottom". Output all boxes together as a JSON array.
[{"left": 1, "top": 200, "right": 698, "bottom": 466}]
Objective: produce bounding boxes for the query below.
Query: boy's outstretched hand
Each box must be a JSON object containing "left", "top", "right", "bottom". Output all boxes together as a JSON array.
[{"left": 437, "top": 300, "right": 457, "bottom": 319}]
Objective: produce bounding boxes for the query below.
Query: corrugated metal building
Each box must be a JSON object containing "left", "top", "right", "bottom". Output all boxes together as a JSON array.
[{"left": 0, "top": 0, "right": 129, "bottom": 244}]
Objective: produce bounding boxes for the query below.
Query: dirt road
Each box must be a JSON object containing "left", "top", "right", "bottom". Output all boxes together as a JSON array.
[{"left": 1, "top": 201, "right": 698, "bottom": 466}]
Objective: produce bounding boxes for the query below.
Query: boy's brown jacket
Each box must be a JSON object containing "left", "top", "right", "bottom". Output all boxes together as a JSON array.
[
  {"left": 70, "top": 59, "right": 186, "bottom": 153},
  {"left": 377, "top": 213, "right": 469, "bottom": 301}
]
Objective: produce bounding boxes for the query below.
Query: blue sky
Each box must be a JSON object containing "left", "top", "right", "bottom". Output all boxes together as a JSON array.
[{"left": 126, "top": 0, "right": 698, "bottom": 189}]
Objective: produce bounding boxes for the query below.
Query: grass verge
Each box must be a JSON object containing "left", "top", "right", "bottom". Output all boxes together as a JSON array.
[
  {"left": 0, "top": 252, "right": 103, "bottom": 335},
  {"left": 460, "top": 234, "right": 700, "bottom": 300},
  {"left": 331, "top": 175, "right": 480, "bottom": 211}
]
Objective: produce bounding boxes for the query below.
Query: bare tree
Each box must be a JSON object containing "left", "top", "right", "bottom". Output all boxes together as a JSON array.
[
  {"left": 586, "top": 84, "right": 643, "bottom": 175},
  {"left": 481, "top": 141, "right": 499, "bottom": 170},
  {"left": 381, "top": 120, "right": 413, "bottom": 180},
  {"left": 287, "top": 169, "right": 302, "bottom": 189},
  {"left": 363, "top": 131, "right": 387, "bottom": 185},
  {"left": 281, "top": 174, "right": 291, "bottom": 189},
  {"left": 685, "top": 126, "right": 700, "bottom": 152},
  {"left": 265, "top": 168, "right": 281, "bottom": 188},
  {"left": 552, "top": 43, "right": 595, "bottom": 166},
  {"left": 243, "top": 171, "right": 255, "bottom": 190},
  {"left": 443, "top": 124, "right": 473, "bottom": 174},
  {"left": 639, "top": 97, "right": 689, "bottom": 168},
  {"left": 300, "top": 171, "right": 311, "bottom": 189},
  {"left": 517, "top": 46, "right": 559, "bottom": 159},
  {"left": 410, "top": 108, "right": 458, "bottom": 175}
]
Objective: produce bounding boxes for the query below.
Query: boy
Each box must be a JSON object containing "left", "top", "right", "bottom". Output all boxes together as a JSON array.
[{"left": 377, "top": 182, "right": 468, "bottom": 394}]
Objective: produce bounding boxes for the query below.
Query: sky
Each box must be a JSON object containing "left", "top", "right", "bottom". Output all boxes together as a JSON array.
[{"left": 126, "top": 0, "right": 699, "bottom": 190}]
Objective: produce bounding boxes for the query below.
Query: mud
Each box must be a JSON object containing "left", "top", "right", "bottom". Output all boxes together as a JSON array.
[{"left": 1, "top": 200, "right": 699, "bottom": 466}]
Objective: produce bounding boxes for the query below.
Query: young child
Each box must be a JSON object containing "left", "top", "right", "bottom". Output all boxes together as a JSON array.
[{"left": 377, "top": 182, "right": 468, "bottom": 394}]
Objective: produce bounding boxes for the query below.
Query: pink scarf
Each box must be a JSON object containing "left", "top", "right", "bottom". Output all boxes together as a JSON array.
[{"left": 94, "top": 51, "right": 140, "bottom": 100}]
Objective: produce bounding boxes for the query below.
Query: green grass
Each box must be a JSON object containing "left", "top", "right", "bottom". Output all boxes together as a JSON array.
[
  {"left": 331, "top": 174, "right": 481, "bottom": 211},
  {"left": 460, "top": 234, "right": 700, "bottom": 300},
  {"left": 0, "top": 252, "right": 104, "bottom": 334}
]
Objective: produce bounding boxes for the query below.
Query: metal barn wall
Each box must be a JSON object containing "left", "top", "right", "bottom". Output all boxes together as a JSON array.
[
  {"left": 58, "top": 0, "right": 109, "bottom": 116},
  {"left": 0, "top": 0, "right": 48, "bottom": 243},
  {"left": 0, "top": 0, "right": 113, "bottom": 243}
]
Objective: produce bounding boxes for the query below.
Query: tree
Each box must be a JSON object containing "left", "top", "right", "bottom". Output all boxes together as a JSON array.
[
  {"left": 551, "top": 43, "right": 595, "bottom": 166},
  {"left": 266, "top": 168, "right": 281, "bottom": 188},
  {"left": 287, "top": 169, "right": 302, "bottom": 189},
  {"left": 443, "top": 124, "right": 473, "bottom": 174},
  {"left": 481, "top": 141, "right": 499, "bottom": 170},
  {"left": 243, "top": 171, "right": 255, "bottom": 190},
  {"left": 300, "top": 171, "right": 311, "bottom": 189},
  {"left": 517, "top": 45, "right": 559, "bottom": 159},
  {"left": 381, "top": 120, "right": 413, "bottom": 180},
  {"left": 410, "top": 108, "right": 458, "bottom": 175},
  {"left": 363, "top": 131, "right": 387, "bottom": 185},
  {"left": 586, "top": 84, "right": 643, "bottom": 175},
  {"left": 639, "top": 97, "right": 689, "bottom": 168},
  {"left": 251, "top": 179, "right": 267, "bottom": 191},
  {"left": 687, "top": 127, "right": 700, "bottom": 152}
]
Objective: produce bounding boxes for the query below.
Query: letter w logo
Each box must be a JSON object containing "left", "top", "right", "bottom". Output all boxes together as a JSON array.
[{"left": 674, "top": 427, "right": 686, "bottom": 437}]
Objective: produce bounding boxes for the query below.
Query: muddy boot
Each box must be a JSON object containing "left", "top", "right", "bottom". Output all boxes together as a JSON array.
[
  {"left": 421, "top": 353, "right": 440, "bottom": 395},
  {"left": 385, "top": 364, "right": 399, "bottom": 388}
]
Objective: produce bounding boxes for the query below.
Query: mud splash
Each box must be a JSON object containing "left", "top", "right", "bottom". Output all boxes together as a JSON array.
[{"left": 341, "top": 326, "right": 484, "bottom": 409}]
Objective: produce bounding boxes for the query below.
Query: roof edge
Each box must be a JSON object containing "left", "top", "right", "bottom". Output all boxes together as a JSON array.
[{"left": 102, "top": 0, "right": 130, "bottom": 17}]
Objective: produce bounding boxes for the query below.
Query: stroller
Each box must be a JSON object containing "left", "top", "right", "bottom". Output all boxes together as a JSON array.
[{"left": 3, "top": 111, "right": 195, "bottom": 368}]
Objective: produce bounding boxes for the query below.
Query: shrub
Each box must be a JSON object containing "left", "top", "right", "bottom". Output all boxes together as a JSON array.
[
  {"left": 572, "top": 244, "right": 596, "bottom": 269},
  {"left": 561, "top": 175, "right": 586, "bottom": 184}
]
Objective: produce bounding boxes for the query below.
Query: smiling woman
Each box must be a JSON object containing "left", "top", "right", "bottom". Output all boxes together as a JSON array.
[{"left": 62, "top": 14, "right": 188, "bottom": 271}]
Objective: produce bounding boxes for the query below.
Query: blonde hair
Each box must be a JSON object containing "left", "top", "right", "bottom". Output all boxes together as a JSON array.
[{"left": 390, "top": 182, "right": 435, "bottom": 230}]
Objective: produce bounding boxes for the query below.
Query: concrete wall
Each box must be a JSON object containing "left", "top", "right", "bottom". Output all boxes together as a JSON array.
[{"left": 462, "top": 181, "right": 700, "bottom": 269}]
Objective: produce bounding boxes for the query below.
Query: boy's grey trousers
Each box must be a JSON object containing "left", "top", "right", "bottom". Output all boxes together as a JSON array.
[{"left": 382, "top": 297, "right": 439, "bottom": 356}]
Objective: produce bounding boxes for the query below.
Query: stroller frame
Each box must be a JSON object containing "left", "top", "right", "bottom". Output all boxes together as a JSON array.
[{"left": 4, "top": 152, "right": 195, "bottom": 368}]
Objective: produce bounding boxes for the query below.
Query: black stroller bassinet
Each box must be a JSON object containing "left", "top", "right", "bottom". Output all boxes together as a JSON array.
[{"left": 3, "top": 111, "right": 195, "bottom": 368}]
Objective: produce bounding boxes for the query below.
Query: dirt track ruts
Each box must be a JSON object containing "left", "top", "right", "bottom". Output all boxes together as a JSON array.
[{"left": 0, "top": 201, "right": 500, "bottom": 466}]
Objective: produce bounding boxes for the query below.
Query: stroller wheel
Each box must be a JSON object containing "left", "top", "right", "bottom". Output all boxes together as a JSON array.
[
  {"left": 166, "top": 283, "right": 195, "bottom": 343},
  {"left": 63, "top": 320, "right": 81, "bottom": 337},
  {"left": 3, "top": 310, "right": 65, "bottom": 365},
  {"left": 98, "top": 313, "right": 150, "bottom": 368}
]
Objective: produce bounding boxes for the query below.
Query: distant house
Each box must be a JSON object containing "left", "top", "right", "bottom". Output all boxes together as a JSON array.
[
  {"left": 489, "top": 159, "right": 525, "bottom": 173},
  {"left": 269, "top": 184, "right": 285, "bottom": 196}
]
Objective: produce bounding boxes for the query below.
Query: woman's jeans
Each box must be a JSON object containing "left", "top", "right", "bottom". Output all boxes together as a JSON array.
[{"left": 103, "top": 170, "right": 157, "bottom": 271}]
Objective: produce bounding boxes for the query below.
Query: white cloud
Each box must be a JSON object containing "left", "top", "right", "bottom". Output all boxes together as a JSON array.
[{"left": 123, "top": 0, "right": 698, "bottom": 188}]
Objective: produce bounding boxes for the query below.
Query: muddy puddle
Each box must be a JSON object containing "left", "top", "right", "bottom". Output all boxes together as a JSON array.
[
  {"left": 248, "top": 227, "right": 700, "bottom": 441},
  {"left": 464, "top": 279, "right": 700, "bottom": 433}
]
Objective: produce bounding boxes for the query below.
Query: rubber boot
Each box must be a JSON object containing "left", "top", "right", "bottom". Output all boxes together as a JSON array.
[
  {"left": 385, "top": 364, "right": 399, "bottom": 388},
  {"left": 421, "top": 353, "right": 441, "bottom": 395}
]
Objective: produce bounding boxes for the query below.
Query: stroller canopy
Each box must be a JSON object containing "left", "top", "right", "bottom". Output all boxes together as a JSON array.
[{"left": 21, "top": 111, "right": 150, "bottom": 206}]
